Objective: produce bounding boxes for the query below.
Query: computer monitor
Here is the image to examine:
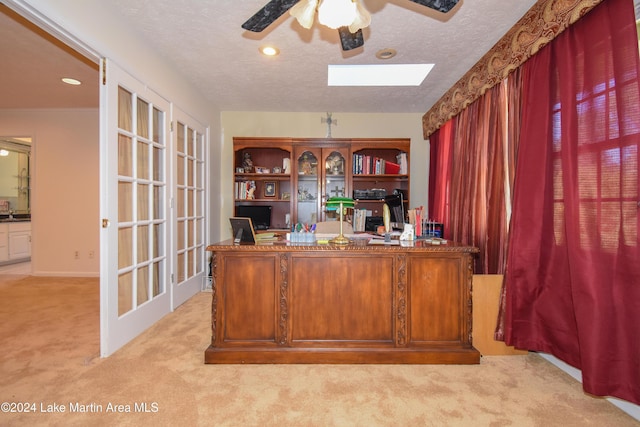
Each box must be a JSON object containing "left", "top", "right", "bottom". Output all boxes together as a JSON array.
[
  {"left": 235, "top": 205, "right": 272, "bottom": 230},
  {"left": 384, "top": 193, "right": 405, "bottom": 229}
]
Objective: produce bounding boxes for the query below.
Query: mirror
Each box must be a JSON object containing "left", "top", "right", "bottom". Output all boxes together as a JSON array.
[{"left": 0, "top": 137, "right": 31, "bottom": 217}]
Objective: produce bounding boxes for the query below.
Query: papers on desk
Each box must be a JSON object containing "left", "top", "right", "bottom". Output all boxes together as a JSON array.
[
  {"left": 255, "top": 233, "right": 277, "bottom": 242},
  {"left": 368, "top": 239, "right": 400, "bottom": 245}
]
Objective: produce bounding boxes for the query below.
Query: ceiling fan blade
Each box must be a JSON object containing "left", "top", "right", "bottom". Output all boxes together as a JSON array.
[
  {"left": 408, "top": 0, "right": 460, "bottom": 13},
  {"left": 338, "top": 27, "right": 364, "bottom": 51},
  {"left": 241, "top": 0, "right": 300, "bottom": 32}
]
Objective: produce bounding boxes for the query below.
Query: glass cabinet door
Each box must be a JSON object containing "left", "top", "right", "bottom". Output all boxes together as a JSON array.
[
  {"left": 323, "top": 150, "right": 346, "bottom": 221},
  {"left": 296, "top": 150, "right": 319, "bottom": 225}
]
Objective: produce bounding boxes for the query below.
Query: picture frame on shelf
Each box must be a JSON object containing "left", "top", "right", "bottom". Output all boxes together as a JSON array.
[{"left": 264, "top": 181, "right": 277, "bottom": 198}]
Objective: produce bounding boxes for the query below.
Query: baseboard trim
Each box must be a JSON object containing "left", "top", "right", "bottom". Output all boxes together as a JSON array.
[
  {"left": 31, "top": 271, "right": 99, "bottom": 278},
  {"left": 539, "top": 353, "right": 640, "bottom": 421}
]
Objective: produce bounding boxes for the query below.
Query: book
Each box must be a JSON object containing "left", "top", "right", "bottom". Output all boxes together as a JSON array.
[{"left": 385, "top": 161, "right": 400, "bottom": 174}]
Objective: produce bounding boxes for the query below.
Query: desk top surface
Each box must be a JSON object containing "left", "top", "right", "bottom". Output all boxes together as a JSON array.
[{"left": 207, "top": 236, "right": 479, "bottom": 254}]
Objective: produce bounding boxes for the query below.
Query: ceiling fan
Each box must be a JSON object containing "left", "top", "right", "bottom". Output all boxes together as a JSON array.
[{"left": 242, "top": 0, "right": 460, "bottom": 51}]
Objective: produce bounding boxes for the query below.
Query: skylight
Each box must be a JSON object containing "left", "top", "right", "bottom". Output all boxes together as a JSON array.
[{"left": 327, "top": 64, "right": 434, "bottom": 86}]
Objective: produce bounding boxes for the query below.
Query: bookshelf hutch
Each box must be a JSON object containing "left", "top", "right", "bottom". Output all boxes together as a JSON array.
[{"left": 233, "top": 137, "right": 410, "bottom": 229}]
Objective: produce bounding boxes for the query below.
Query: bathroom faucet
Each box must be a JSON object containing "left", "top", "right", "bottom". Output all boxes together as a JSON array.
[{"left": 8, "top": 209, "right": 13, "bottom": 220}]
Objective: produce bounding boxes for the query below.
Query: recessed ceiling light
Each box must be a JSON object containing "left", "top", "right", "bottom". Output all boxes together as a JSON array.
[
  {"left": 328, "top": 64, "right": 435, "bottom": 86},
  {"left": 260, "top": 46, "right": 280, "bottom": 57},
  {"left": 376, "top": 48, "right": 397, "bottom": 60},
  {"left": 61, "top": 77, "right": 82, "bottom": 85}
]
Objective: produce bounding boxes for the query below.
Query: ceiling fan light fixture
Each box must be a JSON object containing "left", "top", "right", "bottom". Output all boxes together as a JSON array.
[
  {"left": 348, "top": 1, "right": 371, "bottom": 33},
  {"left": 317, "top": 0, "right": 356, "bottom": 30},
  {"left": 290, "top": 0, "right": 318, "bottom": 29}
]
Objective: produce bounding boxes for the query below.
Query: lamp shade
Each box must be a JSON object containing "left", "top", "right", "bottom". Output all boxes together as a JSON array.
[
  {"left": 325, "top": 196, "right": 355, "bottom": 245},
  {"left": 326, "top": 196, "right": 355, "bottom": 210},
  {"left": 290, "top": 0, "right": 318, "bottom": 29},
  {"left": 317, "top": 0, "right": 356, "bottom": 29},
  {"left": 349, "top": 1, "right": 371, "bottom": 33}
]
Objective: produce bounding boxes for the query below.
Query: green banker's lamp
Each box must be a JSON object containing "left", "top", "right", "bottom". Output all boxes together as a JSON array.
[{"left": 325, "top": 197, "right": 355, "bottom": 245}]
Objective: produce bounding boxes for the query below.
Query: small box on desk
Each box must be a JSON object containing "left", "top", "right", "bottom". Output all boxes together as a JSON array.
[{"left": 422, "top": 222, "right": 444, "bottom": 238}]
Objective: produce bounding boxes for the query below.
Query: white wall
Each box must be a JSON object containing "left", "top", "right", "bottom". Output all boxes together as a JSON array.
[
  {"left": 218, "top": 111, "right": 429, "bottom": 241},
  {"left": 10, "top": 0, "right": 221, "bottom": 262},
  {"left": 0, "top": 109, "right": 99, "bottom": 276}
]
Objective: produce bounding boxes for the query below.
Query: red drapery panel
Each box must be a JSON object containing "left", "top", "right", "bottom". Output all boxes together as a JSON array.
[
  {"left": 503, "top": 0, "right": 640, "bottom": 404},
  {"left": 428, "top": 119, "right": 454, "bottom": 236},
  {"left": 430, "top": 75, "right": 522, "bottom": 274}
]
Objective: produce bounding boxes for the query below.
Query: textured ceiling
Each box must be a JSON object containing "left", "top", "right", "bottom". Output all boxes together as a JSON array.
[{"left": 0, "top": 0, "right": 540, "bottom": 113}]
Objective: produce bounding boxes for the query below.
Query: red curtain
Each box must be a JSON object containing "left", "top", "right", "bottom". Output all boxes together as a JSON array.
[
  {"left": 429, "top": 73, "right": 522, "bottom": 273},
  {"left": 428, "top": 120, "right": 454, "bottom": 236},
  {"left": 503, "top": 0, "right": 640, "bottom": 404}
]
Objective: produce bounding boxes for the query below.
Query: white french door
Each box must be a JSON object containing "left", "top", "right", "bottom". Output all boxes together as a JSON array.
[
  {"left": 100, "top": 59, "right": 171, "bottom": 356},
  {"left": 172, "top": 109, "right": 206, "bottom": 308}
]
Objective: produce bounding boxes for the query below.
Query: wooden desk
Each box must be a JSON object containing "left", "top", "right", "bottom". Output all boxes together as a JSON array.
[{"left": 205, "top": 239, "right": 480, "bottom": 364}]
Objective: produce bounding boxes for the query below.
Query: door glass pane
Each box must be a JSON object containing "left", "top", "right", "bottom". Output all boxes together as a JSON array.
[
  {"left": 118, "top": 182, "right": 133, "bottom": 222},
  {"left": 152, "top": 261, "right": 161, "bottom": 297},
  {"left": 153, "top": 107, "right": 162, "bottom": 143},
  {"left": 118, "top": 88, "right": 132, "bottom": 132},
  {"left": 196, "top": 219, "right": 203, "bottom": 245},
  {"left": 324, "top": 151, "right": 346, "bottom": 220},
  {"left": 137, "top": 225, "right": 149, "bottom": 263},
  {"left": 118, "top": 135, "right": 132, "bottom": 176},
  {"left": 137, "top": 184, "right": 149, "bottom": 221},
  {"left": 118, "top": 271, "right": 133, "bottom": 316},
  {"left": 297, "top": 151, "right": 318, "bottom": 224},
  {"left": 188, "top": 219, "right": 194, "bottom": 247},
  {"left": 153, "top": 223, "right": 162, "bottom": 258},
  {"left": 188, "top": 249, "right": 194, "bottom": 277},
  {"left": 137, "top": 266, "right": 149, "bottom": 304},
  {"left": 177, "top": 155, "right": 185, "bottom": 186},
  {"left": 137, "top": 98, "right": 149, "bottom": 139},
  {"left": 153, "top": 146, "right": 163, "bottom": 181},
  {"left": 177, "top": 122, "right": 185, "bottom": 153},
  {"left": 177, "top": 252, "right": 185, "bottom": 283},
  {"left": 118, "top": 227, "right": 132, "bottom": 269},
  {"left": 177, "top": 188, "right": 185, "bottom": 217},
  {"left": 177, "top": 220, "right": 185, "bottom": 251},
  {"left": 196, "top": 159, "right": 203, "bottom": 188},
  {"left": 187, "top": 158, "right": 194, "bottom": 186},
  {"left": 137, "top": 141, "right": 149, "bottom": 179}
]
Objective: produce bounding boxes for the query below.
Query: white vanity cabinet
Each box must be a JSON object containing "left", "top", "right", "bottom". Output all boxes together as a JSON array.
[
  {"left": 0, "top": 221, "right": 31, "bottom": 263},
  {"left": 0, "top": 223, "right": 8, "bottom": 262}
]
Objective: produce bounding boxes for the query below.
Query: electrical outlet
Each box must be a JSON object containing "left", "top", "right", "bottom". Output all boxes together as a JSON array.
[{"left": 74, "top": 250, "right": 79, "bottom": 259}]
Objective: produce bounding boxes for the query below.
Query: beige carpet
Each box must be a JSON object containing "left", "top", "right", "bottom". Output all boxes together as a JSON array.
[{"left": 1, "top": 275, "right": 638, "bottom": 427}]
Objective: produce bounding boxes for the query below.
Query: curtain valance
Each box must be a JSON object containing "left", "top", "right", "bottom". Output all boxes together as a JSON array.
[{"left": 422, "top": 0, "right": 603, "bottom": 139}]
